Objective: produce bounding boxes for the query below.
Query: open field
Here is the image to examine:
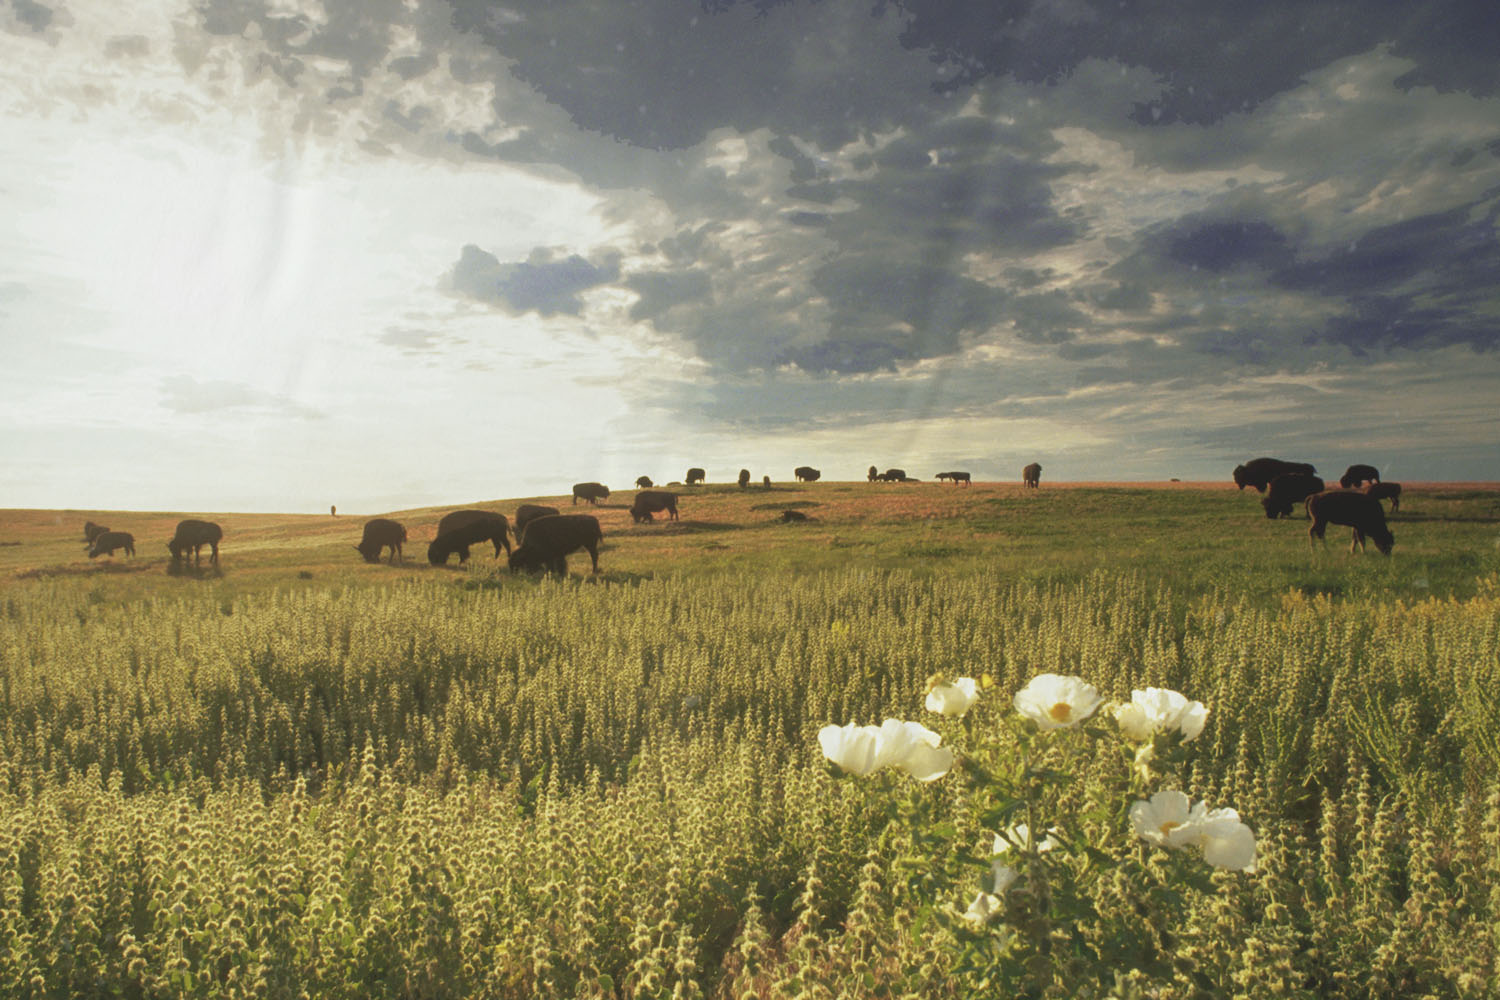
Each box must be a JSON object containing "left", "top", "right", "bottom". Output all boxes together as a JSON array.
[{"left": 2, "top": 483, "right": 1498, "bottom": 997}]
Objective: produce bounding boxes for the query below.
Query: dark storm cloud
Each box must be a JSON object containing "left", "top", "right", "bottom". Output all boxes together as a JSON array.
[
  {"left": 449, "top": 244, "right": 622, "bottom": 318},
  {"left": 1165, "top": 221, "right": 1293, "bottom": 273},
  {"left": 9, "top": 0, "right": 52, "bottom": 33},
  {"left": 625, "top": 270, "right": 712, "bottom": 322}
]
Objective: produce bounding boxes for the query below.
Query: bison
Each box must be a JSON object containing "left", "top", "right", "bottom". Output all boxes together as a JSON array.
[
  {"left": 508, "top": 514, "right": 603, "bottom": 575},
  {"left": 355, "top": 518, "right": 408, "bottom": 564},
  {"left": 686, "top": 468, "right": 706, "bottom": 486},
  {"left": 428, "top": 511, "right": 510, "bottom": 565},
  {"left": 879, "top": 468, "right": 908, "bottom": 482},
  {"left": 1023, "top": 463, "right": 1042, "bottom": 489},
  {"left": 868, "top": 465, "right": 878, "bottom": 482},
  {"left": 1307, "top": 491, "right": 1394, "bottom": 555},
  {"left": 763, "top": 475, "right": 771, "bottom": 488},
  {"left": 168, "top": 519, "right": 223, "bottom": 567},
  {"left": 1340, "top": 464, "right": 1381, "bottom": 489},
  {"left": 515, "top": 504, "right": 560, "bottom": 536},
  {"left": 936, "top": 471, "right": 971, "bottom": 485},
  {"left": 794, "top": 466, "right": 821, "bottom": 482},
  {"left": 572, "top": 482, "right": 610, "bottom": 505},
  {"left": 1364, "top": 481, "right": 1402, "bottom": 513},
  {"left": 88, "top": 531, "right": 135, "bottom": 558},
  {"left": 636, "top": 476, "right": 654, "bottom": 489},
  {"left": 630, "top": 490, "right": 679, "bottom": 523},
  {"left": 83, "top": 521, "right": 109, "bottom": 546},
  {"left": 1233, "top": 457, "right": 1316, "bottom": 493},
  {"left": 1261, "top": 473, "right": 1326, "bottom": 519},
  {"left": 738, "top": 469, "right": 750, "bottom": 489}
]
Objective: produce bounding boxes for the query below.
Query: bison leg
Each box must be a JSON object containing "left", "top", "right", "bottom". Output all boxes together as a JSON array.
[{"left": 1350, "top": 529, "right": 1364, "bottom": 554}]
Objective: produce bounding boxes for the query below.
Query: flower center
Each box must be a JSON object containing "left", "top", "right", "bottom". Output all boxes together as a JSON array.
[
  {"left": 1159, "top": 821, "right": 1181, "bottom": 837},
  {"left": 1048, "top": 702, "right": 1073, "bottom": 722}
]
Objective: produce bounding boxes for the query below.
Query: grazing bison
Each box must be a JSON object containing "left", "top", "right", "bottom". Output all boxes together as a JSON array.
[
  {"left": 1233, "top": 457, "right": 1316, "bottom": 493},
  {"left": 1365, "top": 481, "right": 1402, "bottom": 513},
  {"left": 636, "top": 476, "right": 654, "bottom": 489},
  {"left": 879, "top": 468, "right": 908, "bottom": 482},
  {"left": 355, "top": 518, "right": 408, "bottom": 564},
  {"left": 1023, "top": 463, "right": 1042, "bottom": 489},
  {"left": 428, "top": 510, "right": 510, "bottom": 565},
  {"left": 515, "top": 504, "right": 560, "bottom": 537},
  {"left": 168, "top": 519, "right": 223, "bottom": 567},
  {"left": 780, "top": 509, "right": 808, "bottom": 522},
  {"left": 794, "top": 466, "right": 821, "bottom": 482},
  {"left": 1307, "top": 491, "right": 1394, "bottom": 555},
  {"left": 572, "top": 482, "right": 610, "bottom": 505},
  {"left": 686, "top": 468, "right": 706, "bottom": 486},
  {"left": 508, "top": 514, "right": 603, "bottom": 575},
  {"left": 936, "top": 471, "right": 971, "bottom": 485},
  {"left": 83, "top": 521, "right": 109, "bottom": 546},
  {"left": 738, "top": 469, "right": 751, "bottom": 489},
  {"left": 1261, "top": 473, "right": 1326, "bottom": 519},
  {"left": 88, "top": 531, "right": 135, "bottom": 558},
  {"left": 630, "top": 490, "right": 679, "bottom": 524},
  {"left": 1340, "top": 464, "right": 1381, "bottom": 489}
]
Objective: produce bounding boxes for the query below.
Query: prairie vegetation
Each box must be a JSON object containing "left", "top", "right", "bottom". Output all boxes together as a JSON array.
[{"left": 1, "top": 482, "right": 1497, "bottom": 997}]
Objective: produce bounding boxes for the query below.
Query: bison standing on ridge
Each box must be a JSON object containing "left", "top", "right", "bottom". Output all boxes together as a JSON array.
[
  {"left": 738, "top": 469, "right": 751, "bottom": 489},
  {"left": 763, "top": 475, "right": 771, "bottom": 489},
  {"left": 1233, "top": 457, "right": 1315, "bottom": 493},
  {"left": 355, "top": 518, "right": 408, "bottom": 564},
  {"left": 686, "top": 468, "right": 706, "bottom": 485},
  {"left": 428, "top": 510, "right": 510, "bottom": 565},
  {"left": 1365, "top": 481, "right": 1402, "bottom": 513},
  {"left": 879, "top": 468, "right": 907, "bottom": 482},
  {"left": 515, "top": 504, "right": 560, "bottom": 536},
  {"left": 867, "top": 465, "right": 879, "bottom": 482},
  {"left": 83, "top": 521, "right": 109, "bottom": 547},
  {"left": 631, "top": 490, "right": 679, "bottom": 523},
  {"left": 794, "top": 466, "right": 821, "bottom": 482},
  {"left": 1307, "top": 491, "right": 1394, "bottom": 555},
  {"left": 572, "top": 482, "right": 610, "bottom": 505},
  {"left": 88, "top": 531, "right": 135, "bottom": 558},
  {"left": 636, "top": 476, "right": 654, "bottom": 489},
  {"left": 168, "top": 519, "right": 223, "bottom": 567},
  {"left": 509, "top": 514, "right": 603, "bottom": 575},
  {"left": 936, "top": 471, "right": 971, "bottom": 485},
  {"left": 1340, "top": 464, "right": 1381, "bottom": 489},
  {"left": 1023, "top": 463, "right": 1042, "bottom": 489},
  {"left": 1261, "top": 473, "right": 1326, "bottom": 519}
]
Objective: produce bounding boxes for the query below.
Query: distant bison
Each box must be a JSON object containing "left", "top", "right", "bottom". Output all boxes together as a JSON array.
[
  {"left": 686, "top": 468, "right": 706, "bottom": 485},
  {"left": 1233, "top": 457, "right": 1315, "bottom": 493},
  {"left": 630, "top": 490, "right": 679, "bottom": 524},
  {"left": 1364, "top": 481, "right": 1402, "bottom": 513},
  {"left": 355, "top": 518, "right": 408, "bottom": 564},
  {"left": 636, "top": 476, "right": 654, "bottom": 489},
  {"left": 1023, "top": 463, "right": 1042, "bottom": 489},
  {"left": 762, "top": 475, "right": 771, "bottom": 488},
  {"left": 168, "top": 519, "right": 223, "bottom": 567},
  {"left": 879, "top": 468, "right": 907, "bottom": 482},
  {"left": 83, "top": 521, "right": 109, "bottom": 546},
  {"left": 509, "top": 514, "right": 603, "bottom": 575},
  {"left": 936, "top": 471, "right": 971, "bottom": 485},
  {"left": 1307, "top": 491, "right": 1394, "bottom": 555},
  {"left": 572, "top": 482, "right": 610, "bottom": 505},
  {"left": 88, "top": 531, "right": 135, "bottom": 558},
  {"left": 428, "top": 510, "right": 510, "bottom": 565},
  {"left": 794, "top": 466, "right": 821, "bottom": 482},
  {"left": 868, "top": 465, "right": 878, "bottom": 482},
  {"left": 738, "top": 469, "right": 751, "bottom": 489},
  {"left": 1340, "top": 464, "right": 1381, "bottom": 489},
  {"left": 780, "top": 509, "right": 808, "bottom": 522},
  {"left": 1261, "top": 473, "right": 1326, "bottom": 519},
  {"left": 515, "top": 504, "right": 560, "bottom": 536}
]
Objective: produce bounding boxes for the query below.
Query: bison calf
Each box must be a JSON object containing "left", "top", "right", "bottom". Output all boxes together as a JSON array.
[
  {"left": 88, "top": 531, "right": 135, "bottom": 558},
  {"left": 509, "top": 514, "right": 603, "bottom": 575},
  {"left": 1307, "top": 491, "right": 1394, "bottom": 555},
  {"left": 355, "top": 518, "right": 408, "bottom": 564}
]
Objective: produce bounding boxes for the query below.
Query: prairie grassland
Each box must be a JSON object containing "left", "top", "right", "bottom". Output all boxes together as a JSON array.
[{"left": 1, "top": 483, "right": 1497, "bottom": 997}]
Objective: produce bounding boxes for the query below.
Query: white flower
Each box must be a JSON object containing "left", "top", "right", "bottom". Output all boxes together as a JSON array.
[
  {"left": 818, "top": 722, "right": 885, "bottom": 777},
  {"left": 1112, "top": 688, "right": 1208, "bottom": 742},
  {"left": 1129, "top": 790, "right": 1204, "bottom": 851},
  {"left": 925, "top": 677, "right": 980, "bottom": 717},
  {"left": 992, "top": 823, "right": 1060, "bottom": 856},
  {"left": 964, "top": 891, "right": 1002, "bottom": 925},
  {"left": 817, "top": 719, "right": 955, "bottom": 782},
  {"left": 1013, "top": 673, "right": 1103, "bottom": 730},
  {"left": 1197, "top": 807, "right": 1258, "bottom": 873}
]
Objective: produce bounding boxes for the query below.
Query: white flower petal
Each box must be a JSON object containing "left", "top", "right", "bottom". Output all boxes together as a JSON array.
[
  {"left": 1129, "top": 789, "right": 1198, "bottom": 850},
  {"left": 964, "top": 891, "right": 1001, "bottom": 925},
  {"left": 1013, "top": 674, "right": 1103, "bottom": 730},
  {"left": 817, "top": 723, "right": 882, "bottom": 777},
  {"left": 925, "top": 677, "right": 980, "bottom": 717}
]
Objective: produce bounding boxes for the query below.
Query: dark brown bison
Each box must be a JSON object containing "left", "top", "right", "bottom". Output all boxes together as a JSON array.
[
  {"left": 1261, "top": 473, "right": 1326, "bottom": 519},
  {"left": 168, "top": 519, "right": 223, "bottom": 566},
  {"left": 630, "top": 490, "right": 679, "bottom": 524},
  {"left": 1307, "top": 491, "right": 1394, "bottom": 555},
  {"left": 794, "top": 466, "right": 821, "bottom": 482},
  {"left": 1339, "top": 464, "right": 1381, "bottom": 489},
  {"left": 1023, "top": 463, "right": 1042, "bottom": 489},
  {"left": 83, "top": 521, "right": 109, "bottom": 546},
  {"left": 1364, "top": 481, "right": 1402, "bottom": 513},
  {"left": 572, "top": 482, "right": 610, "bottom": 505},
  {"left": 509, "top": 514, "right": 603, "bottom": 575},
  {"left": 636, "top": 476, "right": 654, "bottom": 489},
  {"left": 936, "top": 471, "right": 971, "bottom": 485},
  {"left": 686, "top": 468, "right": 706, "bottom": 485},
  {"left": 355, "top": 518, "right": 408, "bottom": 564},
  {"left": 1233, "top": 457, "right": 1315, "bottom": 492},
  {"left": 762, "top": 475, "right": 771, "bottom": 488},
  {"left": 780, "top": 509, "right": 808, "bottom": 522},
  {"left": 429, "top": 511, "right": 510, "bottom": 565},
  {"left": 868, "top": 465, "right": 878, "bottom": 482},
  {"left": 879, "top": 468, "right": 907, "bottom": 482},
  {"left": 88, "top": 531, "right": 135, "bottom": 558},
  {"left": 738, "top": 469, "right": 750, "bottom": 489},
  {"left": 515, "top": 504, "right": 560, "bottom": 535}
]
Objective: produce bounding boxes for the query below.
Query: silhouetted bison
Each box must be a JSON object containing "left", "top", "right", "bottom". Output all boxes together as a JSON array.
[
  {"left": 1233, "top": 457, "right": 1315, "bottom": 492},
  {"left": 1023, "top": 463, "right": 1042, "bottom": 489},
  {"left": 428, "top": 510, "right": 510, "bottom": 565},
  {"left": 636, "top": 476, "right": 654, "bottom": 489},
  {"left": 879, "top": 468, "right": 907, "bottom": 482},
  {"left": 83, "top": 521, "right": 109, "bottom": 546},
  {"left": 762, "top": 475, "right": 771, "bottom": 488},
  {"left": 738, "top": 469, "right": 750, "bottom": 488},
  {"left": 168, "top": 519, "right": 222, "bottom": 566},
  {"left": 1261, "top": 473, "right": 1326, "bottom": 519},
  {"left": 1307, "top": 491, "right": 1394, "bottom": 555},
  {"left": 868, "top": 465, "right": 878, "bottom": 482},
  {"left": 1364, "top": 481, "right": 1402, "bottom": 513},
  {"left": 355, "top": 518, "right": 408, "bottom": 564},
  {"left": 630, "top": 490, "right": 679, "bottom": 524},
  {"left": 794, "top": 466, "right": 821, "bottom": 482},
  {"left": 936, "top": 471, "right": 971, "bottom": 485},
  {"left": 508, "top": 514, "right": 603, "bottom": 575},
  {"left": 572, "top": 482, "right": 610, "bottom": 505},
  {"left": 780, "top": 509, "right": 808, "bottom": 522},
  {"left": 1340, "top": 464, "right": 1381, "bottom": 489},
  {"left": 515, "top": 504, "right": 560, "bottom": 537},
  {"left": 686, "top": 468, "right": 706, "bottom": 485},
  {"left": 88, "top": 531, "right": 134, "bottom": 558}
]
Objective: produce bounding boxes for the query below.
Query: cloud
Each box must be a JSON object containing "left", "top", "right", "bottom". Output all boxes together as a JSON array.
[
  {"left": 448, "top": 244, "right": 622, "bottom": 318},
  {"left": 159, "top": 376, "right": 323, "bottom": 419}
]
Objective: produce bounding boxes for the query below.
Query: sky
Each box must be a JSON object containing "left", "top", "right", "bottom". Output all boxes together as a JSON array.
[{"left": 2, "top": 0, "right": 1497, "bottom": 513}]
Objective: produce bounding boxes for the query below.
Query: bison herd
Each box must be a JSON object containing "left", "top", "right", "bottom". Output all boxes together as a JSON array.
[
  {"left": 81, "top": 518, "right": 223, "bottom": 568},
  {"left": 1234, "top": 456, "right": 1402, "bottom": 555}
]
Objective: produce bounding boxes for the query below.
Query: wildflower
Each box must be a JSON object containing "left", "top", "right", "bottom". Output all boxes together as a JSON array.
[
  {"left": 817, "top": 723, "right": 884, "bottom": 777},
  {"left": 925, "top": 676, "right": 980, "bottom": 717},
  {"left": 1112, "top": 687, "right": 1208, "bottom": 742},
  {"left": 817, "top": 719, "right": 955, "bottom": 782},
  {"left": 1196, "top": 807, "right": 1258, "bottom": 872},
  {"left": 994, "top": 823, "right": 1060, "bottom": 856},
  {"left": 1013, "top": 673, "right": 1103, "bottom": 730},
  {"left": 964, "top": 891, "right": 1002, "bottom": 925},
  {"left": 1128, "top": 790, "right": 1203, "bottom": 851}
]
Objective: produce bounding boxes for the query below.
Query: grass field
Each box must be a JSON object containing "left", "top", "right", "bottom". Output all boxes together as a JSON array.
[{"left": 2, "top": 481, "right": 1497, "bottom": 997}]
